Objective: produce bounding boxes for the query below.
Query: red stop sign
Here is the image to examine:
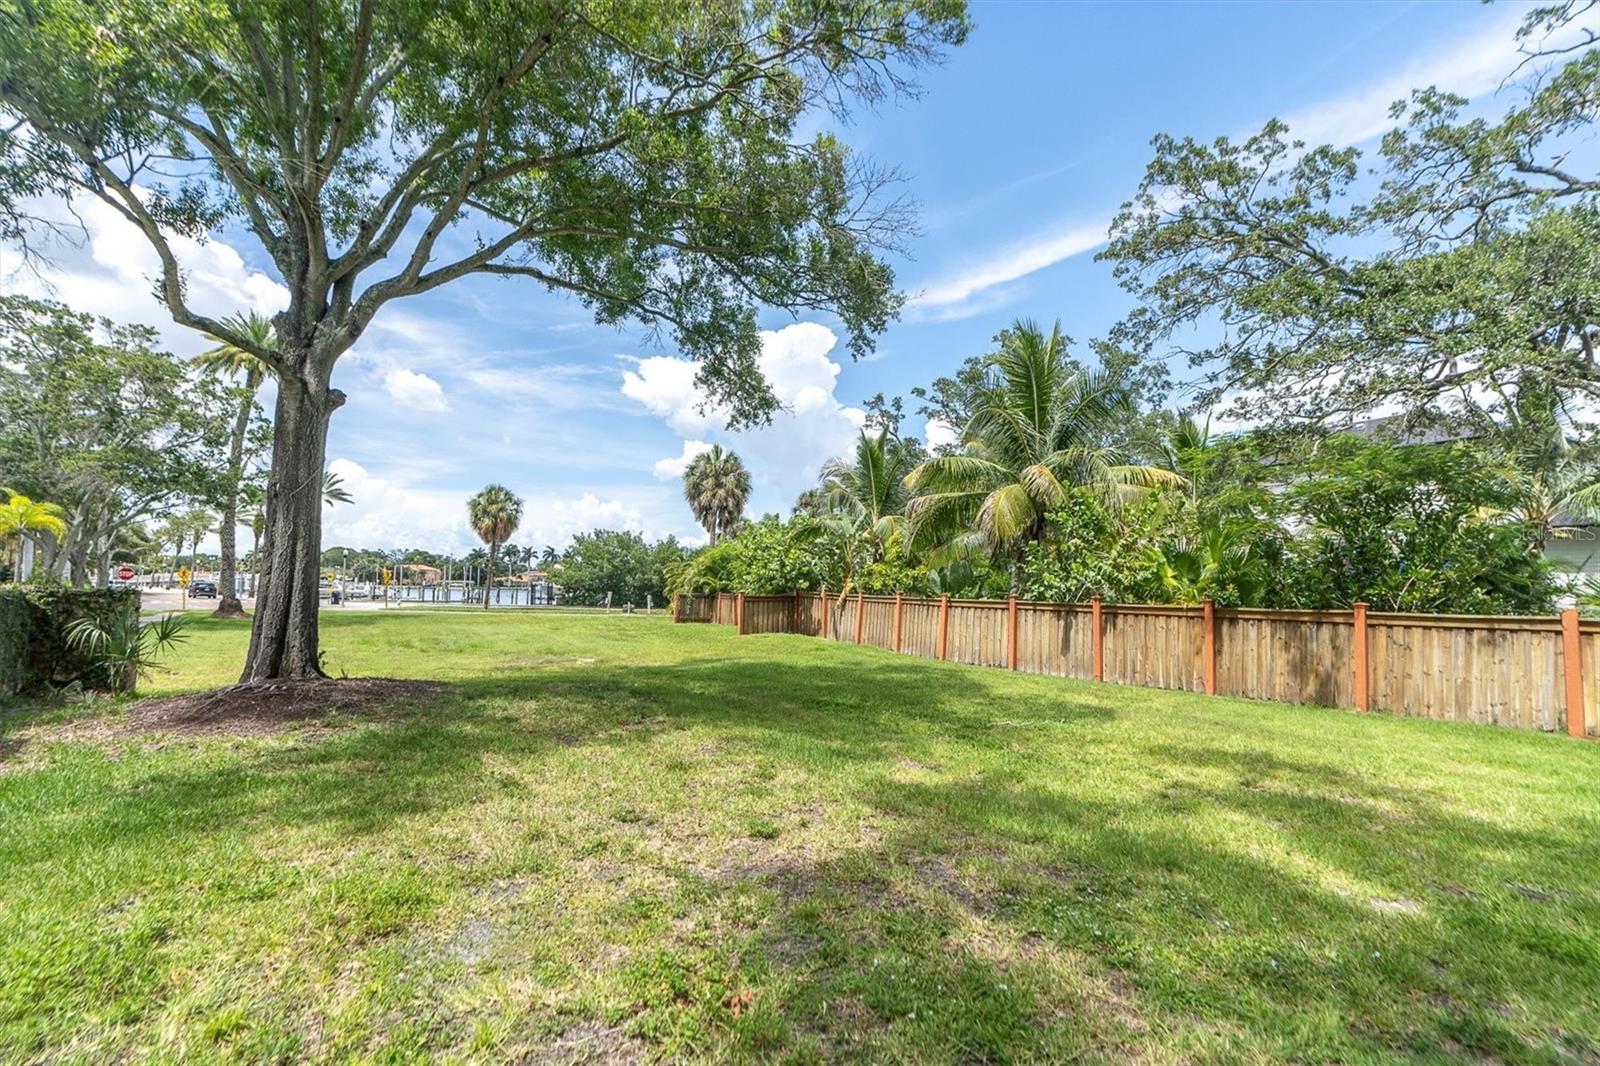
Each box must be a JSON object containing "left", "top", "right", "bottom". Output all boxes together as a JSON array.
[{"left": 116, "top": 565, "right": 135, "bottom": 581}]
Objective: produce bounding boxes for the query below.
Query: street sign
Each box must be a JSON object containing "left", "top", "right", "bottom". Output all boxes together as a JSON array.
[
  {"left": 177, "top": 567, "right": 191, "bottom": 587},
  {"left": 116, "top": 564, "right": 135, "bottom": 582},
  {"left": 381, "top": 568, "right": 393, "bottom": 586}
]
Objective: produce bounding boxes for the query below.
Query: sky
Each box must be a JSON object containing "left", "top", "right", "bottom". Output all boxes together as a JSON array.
[{"left": 0, "top": 1, "right": 1559, "bottom": 555}]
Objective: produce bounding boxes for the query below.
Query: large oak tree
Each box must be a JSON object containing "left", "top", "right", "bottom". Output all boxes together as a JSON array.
[
  {"left": 0, "top": 0, "right": 967, "bottom": 681},
  {"left": 1100, "top": 3, "right": 1600, "bottom": 439}
]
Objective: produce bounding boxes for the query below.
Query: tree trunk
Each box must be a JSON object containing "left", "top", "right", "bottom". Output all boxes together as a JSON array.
[
  {"left": 240, "top": 376, "right": 343, "bottom": 682},
  {"left": 483, "top": 540, "right": 498, "bottom": 609},
  {"left": 214, "top": 390, "right": 253, "bottom": 618}
]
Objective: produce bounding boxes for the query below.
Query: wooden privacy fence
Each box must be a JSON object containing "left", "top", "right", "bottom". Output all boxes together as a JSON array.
[{"left": 674, "top": 590, "right": 1600, "bottom": 739}]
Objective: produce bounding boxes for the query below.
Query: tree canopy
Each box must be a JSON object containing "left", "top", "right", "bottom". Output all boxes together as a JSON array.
[{"left": 1100, "top": 3, "right": 1600, "bottom": 438}]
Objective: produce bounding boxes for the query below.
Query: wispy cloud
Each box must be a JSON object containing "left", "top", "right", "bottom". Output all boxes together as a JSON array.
[
  {"left": 904, "top": 8, "right": 1545, "bottom": 322},
  {"left": 904, "top": 220, "right": 1107, "bottom": 321}
]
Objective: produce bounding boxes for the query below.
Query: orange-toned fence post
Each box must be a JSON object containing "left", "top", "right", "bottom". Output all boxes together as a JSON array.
[
  {"left": 1008, "top": 594, "right": 1019, "bottom": 670},
  {"left": 736, "top": 592, "right": 746, "bottom": 635},
  {"left": 1352, "top": 602, "right": 1369, "bottom": 712},
  {"left": 893, "top": 592, "right": 904, "bottom": 653},
  {"left": 937, "top": 594, "right": 951, "bottom": 661},
  {"left": 1091, "top": 596, "right": 1104, "bottom": 681},
  {"left": 1202, "top": 599, "right": 1216, "bottom": 695},
  {"left": 821, "top": 586, "right": 829, "bottom": 640},
  {"left": 672, "top": 594, "right": 681, "bottom": 623},
  {"left": 855, "top": 590, "right": 865, "bottom": 644},
  {"left": 1563, "top": 607, "right": 1585, "bottom": 738}
]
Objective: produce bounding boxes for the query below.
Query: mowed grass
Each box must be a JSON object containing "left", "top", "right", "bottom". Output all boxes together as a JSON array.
[{"left": 2, "top": 610, "right": 1599, "bottom": 1064}]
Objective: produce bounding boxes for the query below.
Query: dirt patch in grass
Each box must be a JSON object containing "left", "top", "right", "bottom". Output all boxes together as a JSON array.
[
  {"left": 520, "top": 1020, "right": 647, "bottom": 1065},
  {"left": 122, "top": 677, "right": 448, "bottom": 737}
]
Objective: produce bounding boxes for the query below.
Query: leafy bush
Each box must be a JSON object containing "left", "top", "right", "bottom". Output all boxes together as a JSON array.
[
  {"left": 1278, "top": 440, "right": 1558, "bottom": 613},
  {"left": 0, "top": 590, "right": 26, "bottom": 696},
  {"left": 0, "top": 586, "right": 142, "bottom": 694},
  {"left": 552, "top": 530, "right": 686, "bottom": 607}
]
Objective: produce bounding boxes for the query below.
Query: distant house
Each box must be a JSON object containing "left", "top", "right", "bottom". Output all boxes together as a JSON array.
[
  {"left": 511, "top": 570, "right": 560, "bottom": 605},
  {"left": 400, "top": 563, "right": 442, "bottom": 585}
]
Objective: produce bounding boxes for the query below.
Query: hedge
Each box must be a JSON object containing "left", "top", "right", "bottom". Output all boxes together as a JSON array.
[{"left": 0, "top": 586, "right": 141, "bottom": 696}]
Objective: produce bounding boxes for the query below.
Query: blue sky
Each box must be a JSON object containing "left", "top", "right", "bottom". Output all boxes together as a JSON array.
[{"left": 3, "top": 1, "right": 1548, "bottom": 554}]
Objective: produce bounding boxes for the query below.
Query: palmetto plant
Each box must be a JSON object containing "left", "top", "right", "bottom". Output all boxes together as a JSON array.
[
  {"left": 0, "top": 489, "right": 67, "bottom": 580},
  {"left": 467, "top": 484, "right": 524, "bottom": 609},
  {"left": 196, "top": 311, "right": 275, "bottom": 617},
  {"left": 683, "top": 445, "right": 751, "bottom": 545},
  {"left": 65, "top": 612, "right": 189, "bottom": 693},
  {"left": 905, "top": 319, "right": 1181, "bottom": 586}
]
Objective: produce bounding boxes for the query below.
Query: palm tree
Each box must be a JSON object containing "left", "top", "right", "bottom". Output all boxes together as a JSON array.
[
  {"left": 0, "top": 489, "right": 67, "bottom": 580},
  {"left": 904, "top": 319, "right": 1181, "bottom": 589},
  {"left": 322, "top": 471, "right": 355, "bottom": 508},
  {"left": 467, "top": 484, "right": 524, "bottom": 609},
  {"left": 182, "top": 508, "right": 214, "bottom": 576},
  {"left": 195, "top": 311, "right": 275, "bottom": 617},
  {"left": 819, "top": 429, "right": 919, "bottom": 561},
  {"left": 682, "top": 445, "right": 751, "bottom": 545}
]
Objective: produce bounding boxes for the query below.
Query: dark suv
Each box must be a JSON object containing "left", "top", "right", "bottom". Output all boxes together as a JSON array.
[{"left": 189, "top": 579, "right": 218, "bottom": 598}]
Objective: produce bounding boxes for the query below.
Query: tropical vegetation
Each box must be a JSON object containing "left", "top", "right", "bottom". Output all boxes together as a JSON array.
[
  {"left": 682, "top": 446, "right": 753, "bottom": 546},
  {"left": 466, "top": 485, "right": 525, "bottom": 609}
]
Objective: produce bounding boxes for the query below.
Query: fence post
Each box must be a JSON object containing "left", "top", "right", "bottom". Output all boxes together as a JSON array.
[
  {"left": 821, "top": 586, "right": 829, "bottom": 640},
  {"left": 1008, "top": 594, "right": 1019, "bottom": 670},
  {"left": 1202, "top": 599, "right": 1217, "bottom": 695},
  {"left": 855, "top": 589, "right": 865, "bottom": 644},
  {"left": 736, "top": 592, "right": 746, "bottom": 635},
  {"left": 893, "top": 592, "right": 904, "bottom": 653},
  {"left": 1563, "top": 608, "right": 1584, "bottom": 738},
  {"left": 672, "top": 594, "right": 680, "bottom": 623},
  {"left": 937, "top": 594, "right": 951, "bottom": 661},
  {"left": 1091, "top": 596, "right": 1104, "bottom": 681},
  {"left": 1352, "top": 602, "right": 1369, "bottom": 712}
]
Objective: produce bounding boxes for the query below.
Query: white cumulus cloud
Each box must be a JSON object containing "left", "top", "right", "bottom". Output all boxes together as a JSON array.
[
  {"left": 382, "top": 368, "right": 449, "bottom": 412},
  {"left": 4, "top": 195, "right": 289, "bottom": 354},
  {"left": 653, "top": 439, "right": 714, "bottom": 479},
  {"left": 923, "top": 416, "right": 961, "bottom": 451},
  {"left": 622, "top": 322, "right": 866, "bottom": 510}
]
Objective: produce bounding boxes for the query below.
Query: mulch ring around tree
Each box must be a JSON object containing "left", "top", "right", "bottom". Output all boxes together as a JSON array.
[{"left": 124, "top": 678, "right": 449, "bottom": 738}]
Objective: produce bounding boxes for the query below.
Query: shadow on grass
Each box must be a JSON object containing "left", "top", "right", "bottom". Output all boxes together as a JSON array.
[{"left": 11, "top": 649, "right": 1600, "bottom": 1060}]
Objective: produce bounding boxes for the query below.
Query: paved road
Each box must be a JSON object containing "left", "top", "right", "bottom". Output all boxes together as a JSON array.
[{"left": 137, "top": 589, "right": 395, "bottom": 613}]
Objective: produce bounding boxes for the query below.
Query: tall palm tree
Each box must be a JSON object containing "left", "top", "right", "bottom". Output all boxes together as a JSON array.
[
  {"left": 818, "top": 429, "right": 918, "bottom": 561},
  {"left": 467, "top": 484, "right": 524, "bottom": 609},
  {"left": 195, "top": 311, "right": 275, "bottom": 617},
  {"left": 183, "top": 508, "right": 214, "bottom": 576},
  {"left": 0, "top": 489, "right": 67, "bottom": 580},
  {"left": 905, "top": 319, "right": 1181, "bottom": 588},
  {"left": 682, "top": 445, "right": 751, "bottom": 545}
]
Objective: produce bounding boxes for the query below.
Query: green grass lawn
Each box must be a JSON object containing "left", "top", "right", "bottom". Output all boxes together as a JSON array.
[{"left": 2, "top": 610, "right": 1598, "bottom": 1063}]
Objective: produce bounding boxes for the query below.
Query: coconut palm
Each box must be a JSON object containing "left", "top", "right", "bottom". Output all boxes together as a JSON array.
[
  {"left": 0, "top": 489, "right": 67, "bottom": 580},
  {"left": 905, "top": 319, "right": 1182, "bottom": 588},
  {"left": 819, "top": 429, "right": 919, "bottom": 561},
  {"left": 467, "top": 484, "right": 524, "bottom": 609},
  {"left": 682, "top": 445, "right": 751, "bottom": 545},
  {"left": 196, "top": 311, "right": 275, "bottom": 617}
]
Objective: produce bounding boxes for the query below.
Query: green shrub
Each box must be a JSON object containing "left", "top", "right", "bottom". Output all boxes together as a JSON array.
[
  {"left": 0, "top": 586, "right": 142, "bottom": 694},
  {"left": 0, "top": 590, "right": 26, "bottom": 696}
]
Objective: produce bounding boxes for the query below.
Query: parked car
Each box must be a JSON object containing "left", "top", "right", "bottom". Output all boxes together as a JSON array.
[{"left": 189, "top": 578, "right": 218, "bottom": 598}]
